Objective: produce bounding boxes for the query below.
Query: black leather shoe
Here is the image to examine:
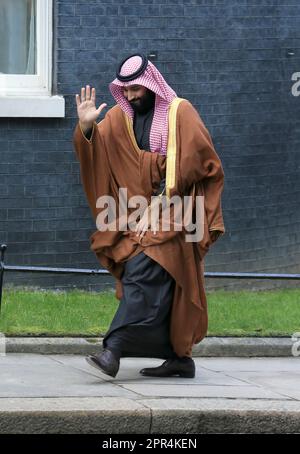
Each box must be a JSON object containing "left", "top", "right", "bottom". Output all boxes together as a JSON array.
[
  {"left": 85, "top": 349, "right": 120, "bottom": 378},
  {"left": 139, "top": 357, "right": 195, "bottom": 378}
]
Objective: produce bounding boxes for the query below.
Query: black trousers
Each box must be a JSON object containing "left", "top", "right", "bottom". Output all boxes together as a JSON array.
[{"left": 103, "top": 251, "right": 176, "bottom": 359}]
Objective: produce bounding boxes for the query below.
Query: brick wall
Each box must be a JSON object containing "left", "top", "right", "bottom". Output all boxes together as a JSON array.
[{"left": 1, "top": 0, "right": 300, "bottom": 290}]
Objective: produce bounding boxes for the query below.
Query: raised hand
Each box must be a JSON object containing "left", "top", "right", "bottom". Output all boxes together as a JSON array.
[{"left": 75, "top": 85, "right": 107, "bottom": 132}]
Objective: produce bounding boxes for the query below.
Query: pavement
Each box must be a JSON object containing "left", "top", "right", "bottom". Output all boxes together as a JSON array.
[{"left": 1, "top": 348, "right": 300, "bottom": 434}]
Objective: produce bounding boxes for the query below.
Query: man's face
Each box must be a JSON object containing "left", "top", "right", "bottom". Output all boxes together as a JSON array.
[{"left": 123, "top": 85, "right": 155, "bottom": 114}]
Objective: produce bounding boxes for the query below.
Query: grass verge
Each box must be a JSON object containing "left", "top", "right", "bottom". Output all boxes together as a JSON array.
[{"left": 0, "top": 287, "right": 299, "bottom": 337}]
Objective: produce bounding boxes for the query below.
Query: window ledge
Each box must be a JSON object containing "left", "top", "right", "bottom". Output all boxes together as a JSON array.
[{"left": 0, "top": 95, "right": 65, "bottom": 118}]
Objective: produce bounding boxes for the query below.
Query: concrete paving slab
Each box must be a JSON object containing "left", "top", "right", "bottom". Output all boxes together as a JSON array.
[
  {"left": 51, "top": 355, "right": 251, "bottom": 386},
  {"left": 0, "top": 354, "right": 138, "bottom": 399},
  {"left": 199, "top": 357, "right": 300, "bottom": 372},
  {"left": 224, "top": 371, "right": 300, "bottom": 400},
  {"left": 120, "top": 383, "right": 291, "bottom": 400},
  {"left": 48, "top": 355, "right": 164, "bottom": 383}
]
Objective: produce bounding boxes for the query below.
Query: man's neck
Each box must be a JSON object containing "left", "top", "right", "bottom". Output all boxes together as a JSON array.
[{"left": 134, "top": 105, "right": 154, "bottom": 117}]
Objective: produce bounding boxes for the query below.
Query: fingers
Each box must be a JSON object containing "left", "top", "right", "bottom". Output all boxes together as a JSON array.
[
  {"left": 81, "top": 85, "right": 90, "bottom": 101},
  {"left": 135, "top": 207, "right": 160, "bottom": 239},
  {"left": 91, "top": 87, "right": 96, "bottom": 104},
  {"left": 136, "top": 223, "right": 147, "bottom": 239},
  {"left": 76, "top": 85, "right": 93, "bottom": 104},
  {"left": 81, "top": 86, "right": 86, "bottom": 102},
  {"left": 75, "top": 94, "right": 80, "bottom": 108},
  {"left": 97, "top": 102, "right": 107, "bottom": 115},
  {"left": 86, "top": 85, "right": 91, "bottom": 101},
  {"left": 135, "top": 211, "right": 150, "bottom": 239},
  {"left": 150, "top": 218, "right": 158, "bottom": 235},
  {"left": 76, "top": 86, "right": 107, "bottom": 115},
  {"left": 135, "top": 219, "right": 146, "bottom": 238}
]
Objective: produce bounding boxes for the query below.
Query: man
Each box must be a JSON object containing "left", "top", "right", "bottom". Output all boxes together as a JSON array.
[{"left": 73, "top": 54, "right": 225, "bottom": 378}]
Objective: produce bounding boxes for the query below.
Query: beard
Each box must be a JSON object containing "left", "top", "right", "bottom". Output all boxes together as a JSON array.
[{"left": 129, "top": 89, "right": 155, "bottom": 114}]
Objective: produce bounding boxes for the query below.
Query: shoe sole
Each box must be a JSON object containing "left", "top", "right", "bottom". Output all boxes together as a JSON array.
[
  {"left": 85, "top": 356, "right": 117, "bottom": 378},
  {"left": 140, "top": 371, "right": 195, "bottom": 378}
]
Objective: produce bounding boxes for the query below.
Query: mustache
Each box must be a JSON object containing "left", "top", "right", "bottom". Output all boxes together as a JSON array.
[{"left": 128, "top": 90, "right": 155, "bottom": 113}]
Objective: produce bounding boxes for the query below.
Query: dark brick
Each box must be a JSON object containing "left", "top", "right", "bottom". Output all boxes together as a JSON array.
[
  {"left": 58, "top": 3, "right": 75, "bottom": 16},
  {"left": 0, "top": 209, "right": 8, "bottom": 220},
  {"left": 57, "top": 50, "right": 75, "bottom": 62},
  {"left": 58, "top": 15, "right": 80, "bottom": 26},
  {"left": 5, "top": 220, "right": 33, "bottom": 233},
  {"left": 105, "top": 6, "right": 119, "bottom": 16},
  {"left": 57, "top": 38, "right": 81, "bottom": 49},
  {"left": 7, "top": 209, "right": 25, "bottom": 220},
  {"left": 80, "top": 16, "right": 97, "bottom": 27}
]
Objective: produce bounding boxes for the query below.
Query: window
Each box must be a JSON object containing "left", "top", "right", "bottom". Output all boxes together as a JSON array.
[{"left": 0, "top": 0, "right": 64, "bottom": 117}]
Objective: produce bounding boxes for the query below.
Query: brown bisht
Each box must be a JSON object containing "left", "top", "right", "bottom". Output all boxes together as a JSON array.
[{"left": 73, "top": 98, "right": 225, "bottom": 357}]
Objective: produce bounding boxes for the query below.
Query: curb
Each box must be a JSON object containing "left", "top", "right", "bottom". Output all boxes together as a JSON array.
[
  {"left": 4, "top": 336, "right": 295, "bottom": 357},
  {"left": 0, "top": 397, "right": 299, "bottom": 434}
]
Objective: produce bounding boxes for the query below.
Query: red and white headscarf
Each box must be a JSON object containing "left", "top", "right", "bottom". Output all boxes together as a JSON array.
[{"left": 109, "top": 55, "right": 177, "bottom": 155}]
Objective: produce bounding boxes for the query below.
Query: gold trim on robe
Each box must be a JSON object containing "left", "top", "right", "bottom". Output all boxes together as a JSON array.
[{"left": 165, "top": 97, "right": 184, "bottom": 199}]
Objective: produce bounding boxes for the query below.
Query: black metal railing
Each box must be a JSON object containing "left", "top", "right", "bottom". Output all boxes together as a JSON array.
[{"left": 1, "top": 243, "right": 300, "bottom": 313}]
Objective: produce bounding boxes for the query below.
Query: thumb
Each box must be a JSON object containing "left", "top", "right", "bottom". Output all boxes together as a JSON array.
[{"left": 97, "top": 103, "right": 107, "bottom": 115}]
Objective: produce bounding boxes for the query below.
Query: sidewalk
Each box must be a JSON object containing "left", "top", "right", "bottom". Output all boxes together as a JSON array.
[{"left": 1, "top": 353, "right": 300, "bottom": 434}]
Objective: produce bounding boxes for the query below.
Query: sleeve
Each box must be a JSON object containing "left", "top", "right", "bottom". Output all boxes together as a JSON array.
[
  {"left": 177, "top": 100, "right": 225, "bottom": 237},
  {"left": 83, "top": 126, "right": 94, "bottom": 142},
  {"left": 73, "top": 119, "right": 108, "bottom": 220}
]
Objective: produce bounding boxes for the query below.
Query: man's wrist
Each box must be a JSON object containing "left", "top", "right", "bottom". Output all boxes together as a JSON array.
[{"left": 79, "top": 121, "right": 94, "bottom": 135}]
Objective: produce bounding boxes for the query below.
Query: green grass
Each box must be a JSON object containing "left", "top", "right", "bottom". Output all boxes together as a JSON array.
[
  {"left": 0, "top": 286, "right": 299, "bottom": 337},
  {"left": 207, "top": 289, "right": 300, "bottom": 337},
  {"left": 0, "top": 288, "right": 118, "bottom": 337}
]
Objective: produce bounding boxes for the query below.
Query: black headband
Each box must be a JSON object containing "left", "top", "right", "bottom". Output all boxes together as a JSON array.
[{"left": 116, "top": 53, "right": 148, "bottom": 82}]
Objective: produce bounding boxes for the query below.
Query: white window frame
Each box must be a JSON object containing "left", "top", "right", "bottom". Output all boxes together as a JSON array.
[{"left": 0, "top": 0, "right": 64, "bottom": 117}]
